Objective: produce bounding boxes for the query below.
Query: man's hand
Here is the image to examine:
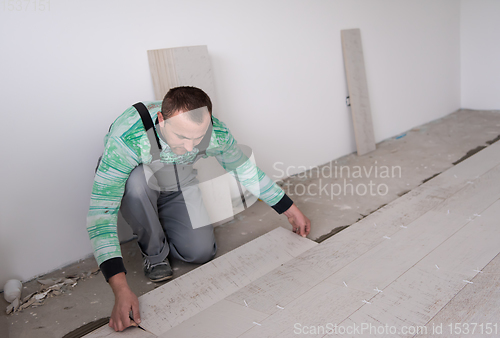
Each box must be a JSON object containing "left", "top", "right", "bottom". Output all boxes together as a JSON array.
[
  {"left": 108, "top": 272, "right": 141, "bottom": 332},
  {"left": 284, "top": 204, "right": 311, "bottom": 237}
]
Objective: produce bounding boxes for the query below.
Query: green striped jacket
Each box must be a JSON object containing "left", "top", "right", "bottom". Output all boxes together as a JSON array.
[{"left": 87, "top": 101, "right": 290, "bottom": 269}]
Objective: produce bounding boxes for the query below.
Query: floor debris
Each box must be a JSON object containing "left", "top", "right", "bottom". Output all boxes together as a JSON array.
[{"left": 6, "top": 268, "right": 100, "bottom": 314}]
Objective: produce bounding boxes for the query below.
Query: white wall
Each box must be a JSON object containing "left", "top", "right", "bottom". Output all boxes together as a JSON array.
[
  {"left": 461, "top": 0, "right": 500, "bottom": 109},
  {"left": 0, "top": 0, "right": 461, "bottom": 287}
]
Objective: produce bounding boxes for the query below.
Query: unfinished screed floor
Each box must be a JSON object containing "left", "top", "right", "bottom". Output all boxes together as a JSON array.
[{"left": 2, "top": 109, "right": 500, "bottom": 338}]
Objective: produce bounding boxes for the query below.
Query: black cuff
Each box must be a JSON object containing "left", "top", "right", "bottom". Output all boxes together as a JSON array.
[
  {"left": 99, "top": 257, "right": 127, "bottom": 282},
  {"left": 271, "top": 193, "right": 294, "bottom": 214}
]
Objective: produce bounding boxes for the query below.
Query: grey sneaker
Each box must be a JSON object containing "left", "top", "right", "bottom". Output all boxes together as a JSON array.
[{"left": 143, "top": 257, "right": 173, "bottom": 282}]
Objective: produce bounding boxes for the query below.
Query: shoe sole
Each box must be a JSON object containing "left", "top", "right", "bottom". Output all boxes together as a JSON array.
[{"left": 150, "top": 274, "right": 173, "bottom": 283}]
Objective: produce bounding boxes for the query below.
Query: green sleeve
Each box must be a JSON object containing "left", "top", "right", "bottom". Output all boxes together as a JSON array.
[
  {"left": 207, "top": 119, "right": 285, "bottom": 207},
  {"left": 86, "top": 136, "right": 140, "bottom": 266}
]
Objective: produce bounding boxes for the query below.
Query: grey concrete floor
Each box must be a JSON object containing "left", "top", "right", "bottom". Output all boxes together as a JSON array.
[{"left": 1, "top": 109, "right": 500, "bottom": 338}]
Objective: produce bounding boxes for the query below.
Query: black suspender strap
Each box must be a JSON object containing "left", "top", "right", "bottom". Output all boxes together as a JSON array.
[
  {"left": 133, "top": 102, "right": 162, "bottom": 156},
  {"left": 173, "top": 162, "right": 182, "bottom": 192},
  {"left": 233, "top": 172, "right": 248, "bottom": 209},
  {"left": 134, "top": 102, "right": 182, "bottom": 191}
]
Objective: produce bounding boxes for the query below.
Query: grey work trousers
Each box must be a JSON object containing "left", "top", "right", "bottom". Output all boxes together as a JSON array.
[{"left": 120, "top": 164, "right": 217, "bottom": 265}]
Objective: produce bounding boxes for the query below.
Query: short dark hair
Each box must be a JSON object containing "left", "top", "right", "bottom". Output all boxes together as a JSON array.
[{"left": 161, "top": 86, "right": 212, "bottom": 123}]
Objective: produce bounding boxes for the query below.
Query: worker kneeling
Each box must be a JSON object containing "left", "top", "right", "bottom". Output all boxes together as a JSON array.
[{"left": 86, "top": 86, "right": 311, "bottom": 332}]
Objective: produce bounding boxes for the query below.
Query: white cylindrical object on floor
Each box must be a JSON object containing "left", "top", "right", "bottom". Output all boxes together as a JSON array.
[{"left": 4, "top": 279, "right": 22, "bottom": 303}]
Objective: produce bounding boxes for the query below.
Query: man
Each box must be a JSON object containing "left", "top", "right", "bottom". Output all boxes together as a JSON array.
[{"left": 87, "top": 86, "right": 311, "bottom": 332}]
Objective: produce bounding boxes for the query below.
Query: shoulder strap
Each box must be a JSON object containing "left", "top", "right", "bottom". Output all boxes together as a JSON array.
[{"left": 133, "top": 102, "right": 162, "bottom": 157}]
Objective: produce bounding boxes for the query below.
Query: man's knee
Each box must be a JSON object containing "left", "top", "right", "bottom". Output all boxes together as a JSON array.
[
  {"left": 181, "top": 238, "right": 217, "bottom": 264},
  {"left": 192, "top": 244, "right": 217, "bottom": 264}
]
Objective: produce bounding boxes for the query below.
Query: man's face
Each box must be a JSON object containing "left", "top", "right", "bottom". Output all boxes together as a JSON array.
[{"left": 157, "top": 107, "right": 211, "bottom": 155}]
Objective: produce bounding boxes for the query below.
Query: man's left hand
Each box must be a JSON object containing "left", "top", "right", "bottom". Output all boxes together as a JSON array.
[{"left": 283, "top": 204, "right": 311, "bottom": 237}]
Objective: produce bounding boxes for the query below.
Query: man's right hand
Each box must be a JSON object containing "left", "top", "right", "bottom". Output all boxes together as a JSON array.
[{"left": 108, "top": 272, "right": 141, "bottom": 332}]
